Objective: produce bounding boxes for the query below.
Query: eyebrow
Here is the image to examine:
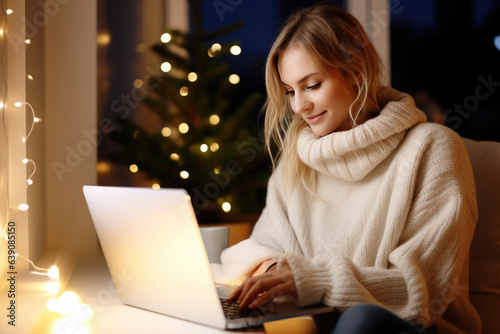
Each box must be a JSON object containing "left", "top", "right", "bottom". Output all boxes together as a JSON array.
[{"left": 281, "top": 72, "right": 320, "bottom": 87}]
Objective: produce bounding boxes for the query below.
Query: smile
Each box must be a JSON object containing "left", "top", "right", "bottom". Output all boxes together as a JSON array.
[{"left": 305, "top": 111, "right": 326, "bottom": 125}]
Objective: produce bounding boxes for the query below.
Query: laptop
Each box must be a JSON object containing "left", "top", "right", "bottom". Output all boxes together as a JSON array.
[{"left": 82, "top": 185, "right": 334, "bottom": 330}]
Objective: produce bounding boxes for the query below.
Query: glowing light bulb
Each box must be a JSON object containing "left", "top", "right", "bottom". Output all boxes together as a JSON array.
[
  {"left": 200, "top": 144, "right": 208, "bottom": 152},
  {"left": 179, "top": 86, "right": 189, "bottom": 96},
  {"left": 57, "top": 291, "right": 80, "bottom": 316},
  {"left": 27, "top": 179, "right": 33, "bottom": 185},
  {"left": 188, "top": 72, "right": 197, "bottom": 82},
  {"left": 222, "top": 202, "right": 231, "bottom": 212},
  {"left": 161, "top": 62, "right": 172, "bottom": 73},
  {"left": 0, "top": 103, "right": 3, "bottom": 108},
  {"left": 170, "top": 153, "right": 179, "bottom": 161},
  {"left": 6, "top": 9, "right": 13, "bottom": 15},
  {"left": 178, "top": 123, "right": 189, "bottom": 134},
  {"left": 229, "top": 74, "right": 240, "bottom": 84},
  {"left": 161, "top": 126, "right": 172, "bottom": 137},
  {"left": 27, "top": 74, "right": 34, "bottom": 80},
  {"left": 14, "top": 102, "right": 22, "bottom": 107},
  {"left": 19, "top": 204, "right": 29, "bottom": 211},
  {"left": 48, "top": 265, "right": 60, "bottom": 279},
  {"left": 152, "top": 183, "right": 160, "bottom": 190},
  {"left": 47, "top": 298, "right": 59, "bottom": 312},
  {"left": 25, "top": 39, "right": 31, "bottom": 44},
  {"left": 230, "top": 45, "right": 241, "bottom": 55},
  {"left": 22, "top": 158, "right": 29, "bottom": 164},
  {"left": 214, "top": 167, "right": 220, "bottom": 174},
  {"left": 180, "top": 171, "right": 189, "bottom": 179},
  {"left": 161, "top": 33, "right": 171, "bottom": 43},
  {"left": 209, "top": 114, "right": 220, "bottom": 125},
  {"left": 129, "top": 164, "right": 139, "bottom": 173}
]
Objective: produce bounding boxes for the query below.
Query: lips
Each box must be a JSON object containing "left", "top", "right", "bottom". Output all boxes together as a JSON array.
[{"left": 305, "top": 110, "right": 326, "bottom": 125}]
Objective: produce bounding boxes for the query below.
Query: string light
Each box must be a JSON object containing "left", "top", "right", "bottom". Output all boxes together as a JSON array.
[
  {"left": 129, "top": 164, "right": 139, "bottom": 173},
  {"left": 229, "top": 74, "right": 240, "bottom": 85},
  {"left": 178, "top": 123, "right": 189, "bottom": 134},
  {"left": 230, "top": 45, "right": 241, "bottom": 55},
  {"left": 209, "top": 114, "right": 220, "bottom": 125},
  {"left": 188, "top": 72, "right": 197, "bottom": 82},
  {"left": 152, "top": 183, "right": 160, "bottom": 190},
  {"left": 200, "top": 144, "right": 208, "bottom": 152},
  {"left": 210, "top": 143, "right": 219, "bottom": 152},
  {"left": 161, "top": 62, "right": 171, "bottom": 73},
  {"left": 180, "top": 171, "right": 189, "bottom": 179},
  {"left": 161, "top": 126, "right": 172, "bottom": 137},
  {"left": 179, "top": 86, "right": 188, "bottom": 96},
  {"left": 161, "top": 33, "right": 171, "bottom": 43},
  {"left": 222, "top": 202, "right": 232, "bottom": 212},
  {"left": 170, "top": 153, "right": 180, "bottom": 161},
  {"left": 2, "top": 6, "right": 62, "bottom": 316},
  {"left": 22, "top": 158, "right": 36, "bottom": 186},
  {"left": 14, "top": 101, "right": 40, "bottom": 142}
]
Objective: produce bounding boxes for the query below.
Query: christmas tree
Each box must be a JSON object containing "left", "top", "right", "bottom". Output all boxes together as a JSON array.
[{"left": 109, "top": 0, "right": 270, "bottom": 223}]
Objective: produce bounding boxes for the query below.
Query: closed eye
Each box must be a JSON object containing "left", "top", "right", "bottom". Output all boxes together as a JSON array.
[
  {"left": 285, "top": 90, "right": 294, "bottom": 95},
  {"left": 306, "top": 82, "right": 321, "bottom": 90}
]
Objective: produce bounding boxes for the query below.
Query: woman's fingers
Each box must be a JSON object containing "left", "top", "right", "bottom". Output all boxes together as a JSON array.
[{"left": 236, "top": 268, "right": 296, "bottom": 309}]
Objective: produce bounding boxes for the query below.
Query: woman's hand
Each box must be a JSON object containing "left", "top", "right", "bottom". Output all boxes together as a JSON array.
[{"left": 228, "top": 266, "right": 297, "bottom": 310}]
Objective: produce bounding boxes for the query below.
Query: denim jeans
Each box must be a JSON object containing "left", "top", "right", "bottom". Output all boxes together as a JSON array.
[{"left": 314, "top": 304, "right": 436, "bottom": 334}]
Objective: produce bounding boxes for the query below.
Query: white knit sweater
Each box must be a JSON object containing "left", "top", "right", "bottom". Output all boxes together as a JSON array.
[{"left": 212, "top": 88, "right": 481, "bottom": 333}]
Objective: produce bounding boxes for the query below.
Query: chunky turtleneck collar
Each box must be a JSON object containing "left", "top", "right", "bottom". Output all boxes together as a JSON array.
[{"left": 297, "top": 87, "right": 427, "bottom": 181}]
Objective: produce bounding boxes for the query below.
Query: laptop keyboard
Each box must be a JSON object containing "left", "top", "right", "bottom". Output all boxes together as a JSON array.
[{"left": 220, "top": 299, "right": 276, "bottom": 320}]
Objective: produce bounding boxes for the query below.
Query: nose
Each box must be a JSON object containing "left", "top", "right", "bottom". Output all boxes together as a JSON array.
[{"left": 292, "top": 93, "right": 312, "bottom": 114}]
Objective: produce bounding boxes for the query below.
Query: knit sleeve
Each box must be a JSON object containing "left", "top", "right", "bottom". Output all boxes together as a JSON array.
[
  {"left": 211, "top": 171, "right": 290, "bottom": 285},
  {"left": 279, "top": 125, "right": 479, "bottom": 330}
]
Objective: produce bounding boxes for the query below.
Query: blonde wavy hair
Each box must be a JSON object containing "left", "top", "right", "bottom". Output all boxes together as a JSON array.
[{"left": 263, "top": 2, "right": 383, "bottom": 194}]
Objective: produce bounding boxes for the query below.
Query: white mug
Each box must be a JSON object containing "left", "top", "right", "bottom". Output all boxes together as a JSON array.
[{"left": 199, "top": 226, "right": 229, "bottom": 264}]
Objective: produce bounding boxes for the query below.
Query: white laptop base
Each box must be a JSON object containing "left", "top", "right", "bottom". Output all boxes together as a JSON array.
[{"left": 83, "top": 186, "right": 333, "bottom": 330}]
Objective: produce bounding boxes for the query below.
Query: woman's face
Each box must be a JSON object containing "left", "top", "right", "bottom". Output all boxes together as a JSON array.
[{"left": 278, "top": 45, "right": 357, "bottom": 136}]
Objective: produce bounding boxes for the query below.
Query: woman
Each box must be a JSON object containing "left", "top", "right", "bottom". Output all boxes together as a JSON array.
[{"left": 211, "top": 3, "right": 481, "bottom": 333}]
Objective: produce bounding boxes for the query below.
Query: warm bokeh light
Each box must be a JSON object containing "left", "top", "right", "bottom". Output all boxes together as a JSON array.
[
  {"left": 180, "top": 171, "right": 189, "bottom": 179},
  {"left": 129, "top": 164, "right": 139, "bottom": 173},
  {"left": 229, "top": 74, "right": 240, "bottom": 84},
  {"left": 133, "top": 79, "right": 143, "bottom": 88},
  {"left": 161, "top": 126, "right": 172, "bottom": 137},
  {"left": 57, "top": 291, "right": 80, "bottom": 316},
  {"left": 161, "top": 62, "right": 172, "bottom": 73},
  {"left": 200, "top": 144, "right": 208, "bottom": 152},
  {"left": 47, "top": 298, "right": 59, "bottom": 312},
  {"left": 97, "top": 33, "right": 110, "bottom": 45},
  {"left": 161, "top": 32, "right": 172, "bottom": 43},
  {"left": 210, "top": 143, "right": 219, "bottom": 152},
  {"left": 97, "top": 161, "right": 111, "bottom": 173},
  {"left": 178, "top": 123, "right": 189, "bottom": 134},
  {"left": 188, "top": 72, "right": 197, "bottom": 82},
  {"left": 152, "top": 183, "right": 160, "bottom": 190},
  {"left": 222, "top": 202, "right": 231, "bottom": 212},
  {"left": 6, "top": 9, "right": 13, "bottom": 15},
  {"left": 18, "top": 204, "right": 29, "bottom": 211},
  {"left": 170, "top": 153, "right": 180, "bottom": 161},
  {"left": 48, "top": 265, "right": 60, "bottom": 280},
  {"left": 179, "top": 86, "right": 189, "bottom": 96},
  {"left": 44, "top": 282, "right": 60, "bottom": 295},
  {"left": 230, "top": 45, "right": 241, "bottom": 55},
  {"left": 209, "top": 114, "right": 220, "bottom": 125}
]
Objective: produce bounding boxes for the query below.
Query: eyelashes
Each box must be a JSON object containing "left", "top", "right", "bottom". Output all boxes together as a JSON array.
[{"left": 284, "top": 82, "right": 321, "bottom": 95}]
